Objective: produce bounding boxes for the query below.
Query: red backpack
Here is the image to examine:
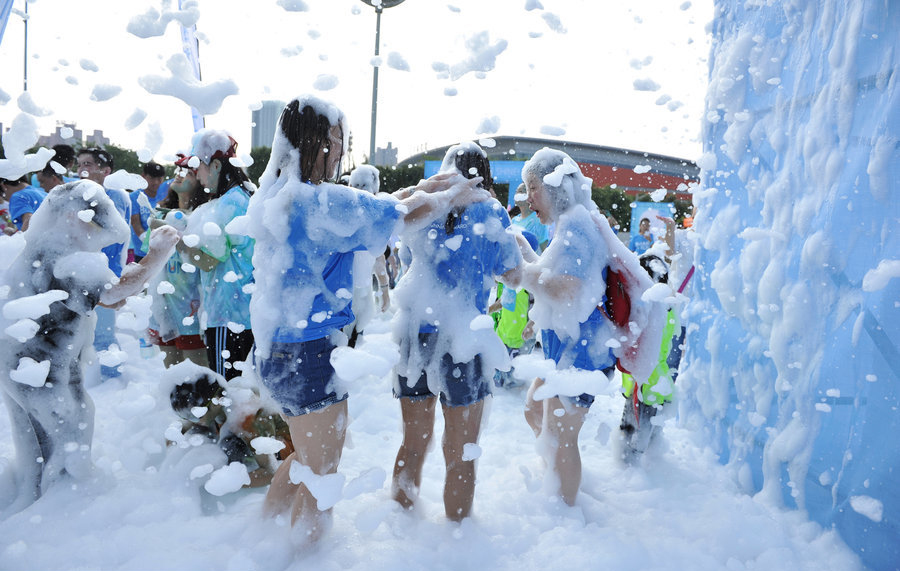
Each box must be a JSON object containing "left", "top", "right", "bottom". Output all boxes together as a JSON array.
[
  {"left": 603, "top": 268, "right": 631, "bottom": 329},
  {"left": 602, "top": 267, "right": 633, "bottom": 375}
]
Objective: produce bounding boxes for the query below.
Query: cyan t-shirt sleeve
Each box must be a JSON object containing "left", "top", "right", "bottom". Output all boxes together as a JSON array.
[{"left": 196, "top": 187, "right": 251, "bottom": 262}]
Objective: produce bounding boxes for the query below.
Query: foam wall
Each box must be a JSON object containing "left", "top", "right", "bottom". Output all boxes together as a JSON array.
[{"left": 679, "top": 1, "right": 898, "bottom": 568}]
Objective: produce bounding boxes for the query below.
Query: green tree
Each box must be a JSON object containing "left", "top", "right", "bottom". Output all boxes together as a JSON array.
[
  {"left": 673, "top": 199, "right": 692, "bottom": 226},
  {"left": 591, "top": 184, "right": 634, "bottom": 231},
  {"left": 377, "top": 164, "right": 425, "bottom": 193},
  {"left": 101, "top": 143, "right": 142, "bottom": 174},
  {"left": 248, "top": 146, "right": 271, "bottom": 186},
  {"left": 492, "top": 183, "right": 510, "bottom": 209}
]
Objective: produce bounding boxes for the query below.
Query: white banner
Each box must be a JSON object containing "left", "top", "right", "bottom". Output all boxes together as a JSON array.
[{"left": 178, "top": 0, "right": 204, "bottom": 131}]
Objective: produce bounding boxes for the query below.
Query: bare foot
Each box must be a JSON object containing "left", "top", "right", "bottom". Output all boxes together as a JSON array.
[
  {"left": 290, "top": 508, "right": 333, "bottom": 551},
  {"left": 391, "top": 474, "right": 417, "bottom": 511},
  {"left": 524, "top": 378, "right": 545, "bottom": 437}
]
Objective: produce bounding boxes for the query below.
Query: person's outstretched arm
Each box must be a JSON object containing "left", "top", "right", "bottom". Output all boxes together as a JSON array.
[
  {"left": 100, "top": 225, "right": 180, "bottom": 307},
  {"left": 393, "top": 173, "right": 491, "bottom": 232}
]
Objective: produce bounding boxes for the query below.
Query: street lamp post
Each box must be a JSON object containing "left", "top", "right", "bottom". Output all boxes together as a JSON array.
[{"left": 360, "top": 1, "right": 406, "bottom": 164}]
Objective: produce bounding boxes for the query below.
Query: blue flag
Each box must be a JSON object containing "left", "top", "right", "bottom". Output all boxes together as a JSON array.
[{"left": 178, "top": 0, "right": 204, "bottom": 132}]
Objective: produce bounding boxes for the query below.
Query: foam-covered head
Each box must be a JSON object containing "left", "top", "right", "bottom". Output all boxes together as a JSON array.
[
  {"left": 439, "top": 141, "right": 492, "bottom": 189},
  {"left": 265, "top": 94, "right": 348, "bottom": 185},
  {"left": 513, "top": 183, "right": 528, "bottom": 206},
  {"left": 349, "top": 165, "right": 380, "bottom": 194},
  {"left": 188, "top": 129, "right": 237, "bottom": 165},
  {"left": 142, "top": 161, "right": 165, "bottom": 178},
  {"left": 29, "top": 180, "right": 130, "bottom": 251},
  {"left": 522, "top": 147, "right": 593, "bottom": 220},
  {"left": 639, "top": 252, "right": 670, "bottom": 284}
]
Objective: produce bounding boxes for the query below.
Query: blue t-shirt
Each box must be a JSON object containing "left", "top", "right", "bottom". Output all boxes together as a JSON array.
[
  {"left": 271, "top": 183, "right": 401, "bottom": 343},
  {"left": 100, "top": 188, "right": 133, "bottom": 277},
  {"left": 534, "top": 208, "right": 615, "bottom": 372},
  {"left": 9, "top": 186, "right": 47, "bottom": 229},
  {"left": 512, "top": 211, "right": 550, "bottom": 252},
  {"left": 414, "top": 201, "right": 521, "bottom": 333},
  {"left": 629, "top": 232, "right": 655, "bottom": 255},
  {"left": 541, "top": 307, "right": 615, "bottom": 372}
]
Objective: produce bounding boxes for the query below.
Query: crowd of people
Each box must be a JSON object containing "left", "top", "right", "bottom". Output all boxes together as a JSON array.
[{"left": 0, "top": 95, "right": 692, "bottom": 545}]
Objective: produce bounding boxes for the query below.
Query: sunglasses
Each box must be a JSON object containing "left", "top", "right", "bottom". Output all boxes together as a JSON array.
[{"left": 174, "top": 167, "right": 196, "bottom": 177}]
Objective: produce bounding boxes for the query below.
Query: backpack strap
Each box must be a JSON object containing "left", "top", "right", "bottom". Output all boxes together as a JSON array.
[{"left": 678, "top": 265, "right": 695, "bottom": 294}]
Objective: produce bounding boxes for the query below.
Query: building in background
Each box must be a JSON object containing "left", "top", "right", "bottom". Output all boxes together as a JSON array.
[
  {"left": 0, "top": 122, "right": 109, "bottom": 150},
  {"left": 251, "top": 100, "right": 285, "bottom": 148},
  {"left": 372, "top": 142, "right": 398, "bottom": 167},
  {"left": 403, "top": 135, "right": 699, "bottom": 204}
]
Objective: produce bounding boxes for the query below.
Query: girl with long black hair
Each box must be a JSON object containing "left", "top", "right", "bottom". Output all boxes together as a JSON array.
[{"left": 246, "top": 95, "right": 488, "bottom": 544}]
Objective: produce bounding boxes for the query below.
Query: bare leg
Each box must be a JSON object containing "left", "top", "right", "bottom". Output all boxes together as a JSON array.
[
  {"left": 1, "top": 393, "right": 42, "bottom": 510},
  {"left": 442, "top": 400, "right": 484, "bottom": 521},
  {"left": 262, "top": 400, "right": 348, "bottom": 543},
  {"left": 392, "top": 396, "right": 437, "bottom": 510},
  {"left": 543, "top": 397, "right": 588, "bottom": 506},
  {"left": 264, "top": 449, "right": 299, "bottom": 518},
  {"left": 524, "top": 377, "right": 545, "bottom": 436}
]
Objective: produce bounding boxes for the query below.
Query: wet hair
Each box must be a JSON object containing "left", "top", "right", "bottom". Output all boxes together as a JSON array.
[
  {"left": 279, "top": 100, "right": 342, "bottom": 183},
  {"left": 0, "top": 175, "right": 28, "bottom": 186},
  {"left": 348, "top": 164, "right": 380, "bottom": 194},
  {"left": 142, "top": 161, "right": 165, "bottom": 178},
  {"left": 441, "top": 142, "right": 492, "bottom": 234},
  {"left": 158, "top": 188, "right": 178, "bottom": 210},
  {"left": 639, "top": 253, "right": 669, "bottom": 284},
  {"left": 159, "top": 173, "right": 209, "bottom": 211},
  {"left": 169, "top": 373, "right": 224, "bottom": 415},
  {"left": 38, "top": 163, "right": 63, "bottom": 181},
  {"left": 78, "top": 147, "right": 114, "bottom": 170},
  {"left": 453, "top": 146, "right": 493, "bottom": 191},
  {"left": 52, "top": 144, "right": 76, "bottom": 169},
  {"left": 209, "top": 158, "right": 252, "bottom": 200}
]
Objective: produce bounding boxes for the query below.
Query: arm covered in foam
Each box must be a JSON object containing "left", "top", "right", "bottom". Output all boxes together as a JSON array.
[
  {"left": 393, "top": 173, "right": 491, "bottom": 232},
  {"left": 515, "top": 263, "right": 581, "bottom": 305},
  {"left": 100, "top": 225, "right": 180, "bottom": 307}
]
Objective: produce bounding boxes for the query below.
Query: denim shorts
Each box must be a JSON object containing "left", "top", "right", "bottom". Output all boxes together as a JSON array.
[
  {"left": 394, "top": 332, "right": 491, "bottom": 408},
  {"left": 541, "top": 325, "right": 615, "bottom": 409},
  {"left": 541, "top": 309, "right": 615, "bottom": 372},
  {"left": 255, "top": 337, "right": 348, "bottom": 417},
  {"left": 560, "top": 365, "right": 615, "bottom": 408}
]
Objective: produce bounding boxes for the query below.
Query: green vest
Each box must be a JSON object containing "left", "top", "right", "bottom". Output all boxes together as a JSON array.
[
  {"left": 622, "top": 308, "right": 677, "bottom": 405},
  {"left": 492, "top": 283, "right": 531, "bottom": 349}
]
